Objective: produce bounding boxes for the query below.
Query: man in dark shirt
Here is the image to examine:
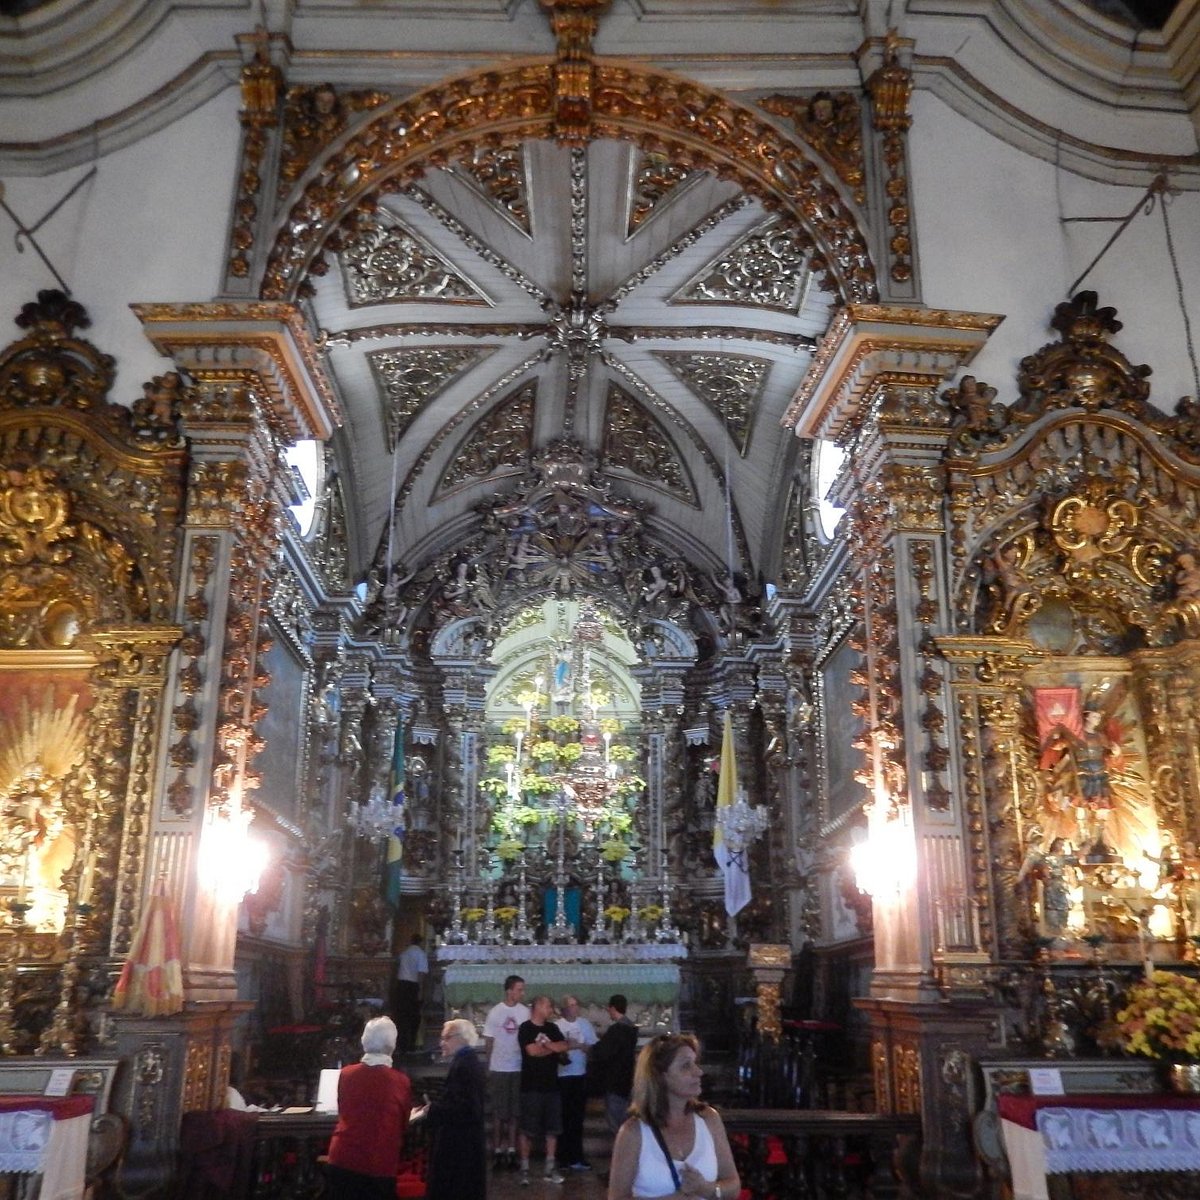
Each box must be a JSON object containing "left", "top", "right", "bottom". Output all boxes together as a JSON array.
[
  {"left": 589, "top": 993, "right": 638, "bottom": 1133},
  {"left": 517, "top": 994, "right": 570, "bottom": 1185}
]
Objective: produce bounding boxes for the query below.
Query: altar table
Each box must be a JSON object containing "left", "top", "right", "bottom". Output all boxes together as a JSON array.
[
  {"left": 0, "top": 1094, "right": 94, "bottom": 1200},
  {"left": 998, "top": 1091, "right": 1200, "bottom": 1200},
  {"left": 437, "top": 947, "right": 683, "bottom": 1033}
]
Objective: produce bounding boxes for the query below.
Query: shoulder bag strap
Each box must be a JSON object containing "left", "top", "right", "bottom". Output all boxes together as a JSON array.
[{"left": 645, "top": 1118, "right": 683, "bottom": 1193}]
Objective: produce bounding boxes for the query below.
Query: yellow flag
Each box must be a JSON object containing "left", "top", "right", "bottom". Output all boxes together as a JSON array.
[
  {"left": 713, "top": 710, "right": 750, "bottom": 915},
  {"left": 713, "top": 709, "right": 738, "bottom": 863}
]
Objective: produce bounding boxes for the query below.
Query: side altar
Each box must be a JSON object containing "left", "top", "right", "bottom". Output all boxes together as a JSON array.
[{"left": 438, "top": 942, "right": 687, "bottom": 1033}]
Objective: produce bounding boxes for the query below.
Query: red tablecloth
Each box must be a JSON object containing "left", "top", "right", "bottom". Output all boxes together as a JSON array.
[
  {"left": 0, "top": 1094, "right": 94, "bottom": 1200},
  {"left": 0, "top": 1096, "right": 94, "bottom": 1119},
  {"left": 998, "top": 1090, "right": 1200, "bottom": 1130}
]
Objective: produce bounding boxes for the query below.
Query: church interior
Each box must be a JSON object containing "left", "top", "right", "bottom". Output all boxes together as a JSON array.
[{"left": 2, "top": 0, "right": 1200, "bottom": 1195}]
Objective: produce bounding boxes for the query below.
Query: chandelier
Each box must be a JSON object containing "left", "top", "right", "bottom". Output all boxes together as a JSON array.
[
  {"left": 715, "top": 788, "right": 769, "bottom": 855},
  {"left": 348, "top": 785, "right": 402, "bottom": 843}
]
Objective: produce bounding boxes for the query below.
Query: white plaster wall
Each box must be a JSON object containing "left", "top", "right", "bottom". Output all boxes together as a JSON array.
[
  {"left": 0, "top": 87, "right": 240, "bottom": 398},
  {"left": 910, "top": 90, "right": 1200, "bottom": 410}
]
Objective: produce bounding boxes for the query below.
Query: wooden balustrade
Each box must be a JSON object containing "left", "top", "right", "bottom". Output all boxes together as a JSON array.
[
  {"left": 236, "top": 1107, "right": 920, "bottom": 1200},
  {"left": 722, "top": 1109, "right": 922, "bottom": 1200}
]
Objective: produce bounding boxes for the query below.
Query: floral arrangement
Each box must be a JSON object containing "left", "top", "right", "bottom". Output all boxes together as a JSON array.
[
  {"left": 638, "top": 904, "right": 664, "bottom": 923},
  {"left": 1115, "top": 970, "right": 1200, "bottom": 1062},
  {"left": 603, "top": 905, "right": 631, "bottom": 924},
  {"left": 461, "top": 907, "right": 486, "bottom": 922},
  {"left": 608, "top": 744, "right": 637, "bottom": 763},
  {"left": 556, "top": 742, "right": 583, "bottom": 763},
  {"left": 495, "top": 838, "right": 525, "bottom": 861},
  {"left": 494, "top": 906, "right": 518, "bottom": 924},
  {"left": 601, "top": 838, "right": 630, "bottom": 862},
  {"left": 530, "top": 740, "right": 559, "bottom": 761},
  {"left": 544, "top": 716, "right": 580, "bottom": 734}
]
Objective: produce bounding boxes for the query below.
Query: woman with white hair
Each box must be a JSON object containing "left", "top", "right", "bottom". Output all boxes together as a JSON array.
[
  {"left": 419, "top": 1018, "right": 487, "bottom": 1200},
  {"left": 326, "top": 1015, "right": 414, "bottom": 1199}
]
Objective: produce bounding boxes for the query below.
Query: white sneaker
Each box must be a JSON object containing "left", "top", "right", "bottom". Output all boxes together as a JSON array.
[{"left": 544, "top": 1168, "right": 565, "bottom": 1184}]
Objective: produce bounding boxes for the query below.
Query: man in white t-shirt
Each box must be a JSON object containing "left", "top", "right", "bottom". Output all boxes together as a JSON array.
[
  {"left": 555, "top": 994, "right": 598, "bottom": 1171},
  {"left": 391, "top": 932, "right": 429, "bottom": 1051},
  {"left": 482, "top": 974, "right": 529, "bottom": 1169}
]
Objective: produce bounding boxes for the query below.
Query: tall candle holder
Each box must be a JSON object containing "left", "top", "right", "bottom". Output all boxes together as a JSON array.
[
  {"left": 443, "top": 851, "right": 469, "bottom": 945},
  {"left": 478, "top": 849, "right": 500, "bottom": 945},
  {"left": 511, "top": 854, "right": 535, "bottom": 945},
  {"left": 656, "top": 850, "right": 682, "bottom": 943},
  {"left": 589, "top": 856, "right": 609, "bottom": 944},
  {"left": 547, "top": 795, "right": 575, "bottom": 943}
]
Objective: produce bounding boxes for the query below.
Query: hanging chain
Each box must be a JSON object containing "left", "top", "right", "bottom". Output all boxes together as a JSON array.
[{"left": 1066, "top": 171, "right": 1166, "bottom": 297}]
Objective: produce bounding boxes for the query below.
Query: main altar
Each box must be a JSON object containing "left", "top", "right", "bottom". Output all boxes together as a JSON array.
[{"left": 438, "top": 943, "right": 686, "bottom": 1032}]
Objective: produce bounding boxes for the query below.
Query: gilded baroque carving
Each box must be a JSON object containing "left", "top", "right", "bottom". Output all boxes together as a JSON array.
[
  {"left": 883, "top": 463, "right": 943, "bottom": 532},
  {"left": 0, "top": 291, "right": 114, "bottom": 411},
  {"left": 673, "top": 219, "right": 812, "bottom": 313},
  {"left": 758, "top": 91, "right": 865, "bottom": 206},
  {"left": 183, "top": 1038, "right": 211, "bottom": 1113},
  {"left": 627, "top": 150, "right": 694, "bottom": 234},
  {"left": 342, "top": 218, "right": 490, "bottom": 307},
  {"left": 602, "top": 384, "right": 696, "bottom": 503},
  {"left": 1013, "top": 293, "right": 1153, "bottom": 424},
  {"left": 369, "top": 346, "right": 495, "bottom": 450},
  {"left": 438, "top": 383, "right": 534, "bottom": 491},
  {"left": 862, "top": 32, "right": 914, "bottom": 285},
  {"left": 538, "top": 0, "right": 612, "bottom": 144},
  {"left": 261, "top": 64, "right": 875, "bottom": 304},
  {"left": 655, "top": 351, "right": 769, "bottom": 455},
  {"left": 452, "top": 145, "right": 532, "bottom": 233},
  {"left": 229, "top": 35, "right": 282, "bottom": 280},
  {"left": 893, "top": 1043, "right": 921, "bottom": 1115},
  {"left": 280, "top": 83, "right": 390, "bottom": 194},
  {"left": 909, "top": 541, "right": 951, "bottom": 811}
]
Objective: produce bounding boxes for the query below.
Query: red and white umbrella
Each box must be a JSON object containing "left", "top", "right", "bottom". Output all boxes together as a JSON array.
[{"left": 112, "top": 878, "right": 184, "bottom": 1016}]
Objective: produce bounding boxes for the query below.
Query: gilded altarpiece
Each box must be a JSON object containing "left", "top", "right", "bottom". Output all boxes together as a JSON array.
[
  {"left": 939, "top": 294, "right": 1200, "bottom": 970},
  {"left": 0, "top": 291, "right": 185, "bottom": 1053}
]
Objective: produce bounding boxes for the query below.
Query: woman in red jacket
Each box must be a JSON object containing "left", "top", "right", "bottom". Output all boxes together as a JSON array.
[{"left": 326, "top": 1015, "right": 413, "bottom": 1199}]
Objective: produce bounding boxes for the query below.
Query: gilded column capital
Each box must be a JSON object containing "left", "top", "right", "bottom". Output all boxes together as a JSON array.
[
  {"left": 781, "top": 306, "right": 1002, "bottom": 443},
  {"left": 132, "top": 302, "right": 341, "bottom": 443},
  {"left": 85, "top": 626, "right": 183, "bottom": 688}
]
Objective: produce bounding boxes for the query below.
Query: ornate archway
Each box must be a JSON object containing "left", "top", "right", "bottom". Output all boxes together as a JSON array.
[{"left": 261, "top": 59, "right": 877, "bottom": 305}]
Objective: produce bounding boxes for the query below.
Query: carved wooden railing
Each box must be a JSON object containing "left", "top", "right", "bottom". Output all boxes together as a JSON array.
[
  {"left": 250, "top": 1111, "right": 334, "bottom": 1200},
  {"left": 242, "top": 1106, "right": 919, "bottom": 1199},
  {"left": 722, "top": 1109, "right": 922, "bottom": 1200}
]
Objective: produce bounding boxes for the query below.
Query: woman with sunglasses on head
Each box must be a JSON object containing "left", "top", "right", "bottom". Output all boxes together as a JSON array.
[{"left": 607, "top": 1033, "right": 740, "bottom": 1200}]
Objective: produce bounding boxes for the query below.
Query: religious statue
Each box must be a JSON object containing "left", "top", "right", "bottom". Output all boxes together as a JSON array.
[
  {"left": 1017, "top": 829, "right": 1078, "bottom": 940},
  {"left": 1167, "top": 550, "right": 1200, "bottom": 638}
]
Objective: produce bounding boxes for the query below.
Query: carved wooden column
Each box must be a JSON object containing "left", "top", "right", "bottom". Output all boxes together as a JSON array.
[
  {"left": 133, "top": 303, "right": 337, "bottom": 1008},
  {"left": 747, "top": 943, "right": 790, "bottom": 1041},
  {"left": 783, "top": 304, "right": 999, "bottom": 1199}
]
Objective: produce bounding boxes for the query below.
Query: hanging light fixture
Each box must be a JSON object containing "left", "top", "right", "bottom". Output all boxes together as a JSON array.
[
  {"left": 714, "top": 786, "right": 769, "bottom": 855},
  {"left": 347, "top": 784, "right": 401, "bottom": 842},
  {"left": 197, "top": 801, "right": 268, "bottom": 904},
  {"left": 850, "top": 792, "right": 917, "bottom": 898}
]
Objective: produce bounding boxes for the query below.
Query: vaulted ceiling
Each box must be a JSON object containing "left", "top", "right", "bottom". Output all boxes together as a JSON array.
[{"left": 313, "top": 136, "right": 837, "bottom": 587}]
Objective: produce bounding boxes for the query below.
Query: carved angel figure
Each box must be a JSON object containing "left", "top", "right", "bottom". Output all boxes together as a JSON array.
[{"left": 984, "top": 542, "right": 1041, "bottom": 635}]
